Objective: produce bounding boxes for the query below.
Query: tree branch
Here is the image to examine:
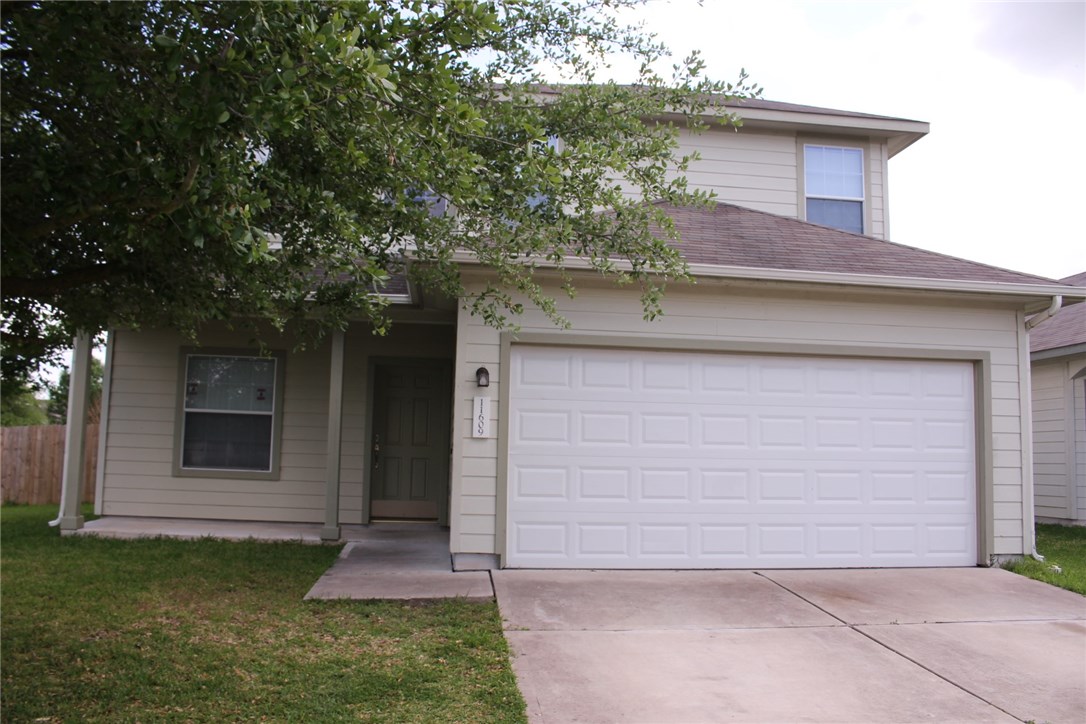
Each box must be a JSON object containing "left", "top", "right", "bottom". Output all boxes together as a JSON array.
[
  {"left": 142, "top": 157, "right": 201, "bottom": 222},
  {"left": 2, "top": 265, "right": 117, "bottom": 300},
  {"left": 21, "top": 157, "right": 201, "bottom": 240},
  {"left": 22, "top": 203, "right": 114, "bottom": 242}
]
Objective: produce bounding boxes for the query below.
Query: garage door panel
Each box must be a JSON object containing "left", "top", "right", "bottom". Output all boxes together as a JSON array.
[
  {"left": 508, "top": 514, "right": 976, "bottom": 568},
  {"left": 512, "top": 402, "right": 973, "bottom": 454},
  {"left": 513, "top": 350, "right": 971, "bottom": 407},
  {"left": 511, "top": 456, "right": 974, "bottom": 511},
  {"left": 507, "top": 346, "right": 977, "bottom": 568}
]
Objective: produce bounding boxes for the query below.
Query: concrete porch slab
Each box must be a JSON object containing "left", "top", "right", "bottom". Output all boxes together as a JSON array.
[
  {"left": 72, "top": 515, "right": 335, "bottom": 542},
  {"left": 493, "top": 570, "right": 839, "bottom": 630},
  {"left": 859, "top": 619, "right": 1086, "bottom": 724},
  {"left": 762, "top": 567, "right": 1086, "bottom": 624}
]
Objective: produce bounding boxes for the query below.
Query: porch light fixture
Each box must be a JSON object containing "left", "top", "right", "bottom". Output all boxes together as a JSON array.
[{"left": 475, "top": 367, "right": 490, "bottom": 388}]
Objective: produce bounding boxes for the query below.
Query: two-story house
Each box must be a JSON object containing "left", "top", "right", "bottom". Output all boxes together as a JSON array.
[{"left": 70, "top": 99, "right": 1083, "bottom": 570}]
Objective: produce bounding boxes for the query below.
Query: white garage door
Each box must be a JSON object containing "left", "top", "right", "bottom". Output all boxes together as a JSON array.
[{"left": 506, "top": 345, "right": 977, "bottom": 568}]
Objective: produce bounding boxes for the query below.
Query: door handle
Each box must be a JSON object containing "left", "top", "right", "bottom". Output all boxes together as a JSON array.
[{"left": 373, "top": 435, "right": 380, "bottom": 469}]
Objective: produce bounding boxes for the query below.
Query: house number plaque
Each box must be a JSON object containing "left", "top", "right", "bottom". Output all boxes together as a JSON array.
[{"left": 472, "top": 396, "right": 490, "bottom": 439}]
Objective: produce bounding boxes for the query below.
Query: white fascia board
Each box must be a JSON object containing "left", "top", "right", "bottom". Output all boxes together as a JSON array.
[
  {"left": 682, "top": 107, "right": 929, "bottom": 157},
  {"left": 733, "top": 107, "right": 929, "bottom": 136},
  {"left": 449, "top": 249, "right": 1086, "bottom": 305},
  {"left": 683, "top": 262, "right": 1084, "bottom": 299}
]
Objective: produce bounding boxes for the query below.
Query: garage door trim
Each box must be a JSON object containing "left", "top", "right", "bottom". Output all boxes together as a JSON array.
[{"left": 495, "top": 331, "right": 993, "bottom": 568}]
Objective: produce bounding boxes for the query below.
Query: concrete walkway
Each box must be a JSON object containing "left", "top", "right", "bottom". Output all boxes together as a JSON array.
[
  {"left": 494, "top": 568, "right": 1086, "bottom": 723},
  {"left": 304, "top": 526, "right": 493, "bottom": 601}
]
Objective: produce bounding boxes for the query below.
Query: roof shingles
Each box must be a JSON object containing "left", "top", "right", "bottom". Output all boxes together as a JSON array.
[
  {"left": 1030, "top": 272, "right": 1086, "bottom": 353},
  {"left": 663, "top": 202, "right": 1065, "bottom": 286}
]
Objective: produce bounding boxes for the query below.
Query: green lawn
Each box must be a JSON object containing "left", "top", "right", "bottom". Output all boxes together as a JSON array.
[
  {"left": 1, "top": 505, "right": 525, "bottom": 723},
  {"left": 1004, "top": 523, "right": 1086, "bottom": 595}
]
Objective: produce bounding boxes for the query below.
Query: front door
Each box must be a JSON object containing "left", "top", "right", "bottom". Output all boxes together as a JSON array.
[{"left": 370, "top": 361, "right": 451, "bottom": 522}]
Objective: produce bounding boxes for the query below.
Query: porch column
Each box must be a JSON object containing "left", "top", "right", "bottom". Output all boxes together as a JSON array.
[
  {"left": 55, "top": 331, "right": 92, "bottom": 532},
  {"left": 321, "top": 329, "right": 346, "bottom": 541}
]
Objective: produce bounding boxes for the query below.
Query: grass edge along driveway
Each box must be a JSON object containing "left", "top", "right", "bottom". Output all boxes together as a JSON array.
[
  {"left": 1, "top": 504, "right": 526, "bottom": 723},
  {"left": 1004, "top": 522, "right": 1086, "bottom": 595}
]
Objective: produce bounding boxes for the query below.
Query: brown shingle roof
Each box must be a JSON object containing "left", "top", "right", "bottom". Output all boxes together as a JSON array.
[
  {"left": 724, "top": 98, "right": 919, "bottom": 123},
  {"left": 1030, "top": 271, "right": 1086, "bottom": 353},
  {"left": 663, "top": 201, "right": 1064, "bottom": 286},
  {"left": 529, "top": 88, "right": 922, "bottom": 124}
]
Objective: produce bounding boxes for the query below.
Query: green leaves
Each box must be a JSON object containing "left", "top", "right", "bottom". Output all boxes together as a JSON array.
[{"left": 1, "top": 0, "right": 758, "bottom": 376}]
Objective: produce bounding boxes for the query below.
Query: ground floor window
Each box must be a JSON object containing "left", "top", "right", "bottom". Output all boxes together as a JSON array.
[{"left": 177, "top": 351, "right": 284, "bottom": 476}]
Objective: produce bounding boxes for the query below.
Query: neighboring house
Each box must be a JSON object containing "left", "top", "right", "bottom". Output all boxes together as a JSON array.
[
  {"left": 71, "top": 100, "right": 1085, "bottom": 570},
  {"left": 1030, "top": 271, "right": 1086, "bottom": 525}
]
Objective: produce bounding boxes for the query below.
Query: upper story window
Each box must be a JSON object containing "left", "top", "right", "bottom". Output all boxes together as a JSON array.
[
  {"left": 178, "top": 351, "right": 284, "bottom": 477},
  {"left": 527, "top": 134, "right": 562, "bottom": 210},
  {"left": 411, "top": 189, "right": 449, "bottom": 217},
  {"left": 804, "top": 144, "right": 864, "bottom": 234}
]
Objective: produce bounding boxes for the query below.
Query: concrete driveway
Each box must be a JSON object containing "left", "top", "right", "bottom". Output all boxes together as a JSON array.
[{"left": 493, "top": 568, "right": 1086, "bottom": 723}]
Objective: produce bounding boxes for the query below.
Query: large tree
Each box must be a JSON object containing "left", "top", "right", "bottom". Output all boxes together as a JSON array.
[
  {"left": 0, "top": 375, "right": 46, "bottom": 427},
  {"left": 47, "top": 355, "right": 104, "bottom": 424},
  {"left": 1, "top": 0, "right": 757, "bottom": 377}
]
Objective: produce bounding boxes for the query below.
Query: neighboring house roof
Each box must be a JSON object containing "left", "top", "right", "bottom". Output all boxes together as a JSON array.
[
  {"left": 663, "top": 201, "right": 1065, "bottom": 286},
  {"left": 1030, "top": 271, "right": 1086, "bottom": 355}
]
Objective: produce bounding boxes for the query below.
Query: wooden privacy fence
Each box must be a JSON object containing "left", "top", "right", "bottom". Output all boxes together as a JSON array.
[{"left": 1, "top": 425, "right": 100, "bottom": 505}]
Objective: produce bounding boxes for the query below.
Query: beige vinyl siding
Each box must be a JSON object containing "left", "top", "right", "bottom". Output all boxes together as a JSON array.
[
  {"left": 450, "top": 319, "right": 503, "bottom": 553},
  {"left": 868, "top": 141, "right": 887, "bottom": 239},
  {"left": 102, "top": 322, "right": 454, "bottom": 523},
  {"left": 1032, "top": 355, "right": 1086, "bottom": 524},
  {"left": 1031, "top": 360, "right": 1070, "bottom": 519},
  {"left": 617, "top": 126, "right": 892, "bottom": 239},
  {"left": 1076, "top": 375, "right": 1086, "bottom": 521},
  {"left": 669, "top": 126, "right": 798, "bottom": 217},
  {"left": 450, "top": 275, "right": 1028, "bottom": 560}
]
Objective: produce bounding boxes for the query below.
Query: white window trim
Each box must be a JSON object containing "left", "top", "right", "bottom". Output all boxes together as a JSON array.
[
  {"left": 173, "top": 348, "right": 286, "bottom": 480},
  {"left": 799, "top": 140, "right": 870, "bottom": 234}
]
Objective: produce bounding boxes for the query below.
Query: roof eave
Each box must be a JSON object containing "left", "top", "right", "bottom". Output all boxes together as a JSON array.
[
  {"left": 728, "top": 108, "right": 929, "bottom": 158},
  {"left": 684, "top": 263, "right": 1083, "bottom": 308},
  {"left": 657, "top": 106, "right": 928, "bottom": 157},
  {"left": 1031, "top": 342, "right": 1086, "bottom": 362},
  {"left": 451, "top": 250, "right": 1085, "bottom": 310}
]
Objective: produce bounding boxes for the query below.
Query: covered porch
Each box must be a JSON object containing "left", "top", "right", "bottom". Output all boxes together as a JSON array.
[{"left": 55, "top": 301, "right": 467, "bottom": 547}]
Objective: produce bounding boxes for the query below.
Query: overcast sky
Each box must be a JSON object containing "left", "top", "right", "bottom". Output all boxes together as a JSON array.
[{"left": 616, "top": 0, "right": 1085, "bottom": 281}]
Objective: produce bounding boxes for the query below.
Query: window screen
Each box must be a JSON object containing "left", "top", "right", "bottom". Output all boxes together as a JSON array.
[{"left": 181, "top": 355, "right": 277, "bottom": 471}]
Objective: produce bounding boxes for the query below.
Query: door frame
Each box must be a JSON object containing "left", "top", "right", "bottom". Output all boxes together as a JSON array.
[{"left": 362, "top": 356, "right": 453, "bottom": 525}]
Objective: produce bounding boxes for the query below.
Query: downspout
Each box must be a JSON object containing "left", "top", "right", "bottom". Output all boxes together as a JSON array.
[
  {"left": 1025, "top": 295, "right": 1063, "bottom": 330},
  {"left": 1022, "top": 298, "right": 1062, "bottom": 561}
]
